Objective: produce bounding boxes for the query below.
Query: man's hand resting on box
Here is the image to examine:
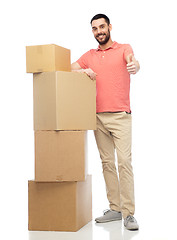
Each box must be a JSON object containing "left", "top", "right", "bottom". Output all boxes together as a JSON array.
[
  {"left": 82, "top": 68, "right": 97, "bottom": 80},
  {"left": 71, "top": 62, "right": 97, "bottom": 80}
]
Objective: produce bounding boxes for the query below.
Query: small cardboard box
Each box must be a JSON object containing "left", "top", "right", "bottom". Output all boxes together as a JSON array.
[
  {"left": 26, "top": 44, "right": 71, "bottom": 73},
  {"left": 28, "top": 175, "right": 92, "bottom": 232},
  {"left": 33, "top": 71, "right": 96, "bottom": 130},
  {"left": 35, "top": 130, "right": 88, "bottom": 182}
]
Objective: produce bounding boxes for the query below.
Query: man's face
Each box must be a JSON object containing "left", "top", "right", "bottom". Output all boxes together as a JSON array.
[{"left": 91, "top": 18, "right": 112, "bottom": 45}]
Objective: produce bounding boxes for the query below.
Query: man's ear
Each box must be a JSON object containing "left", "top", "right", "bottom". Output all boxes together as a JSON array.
[{"left": 109, "top": 24, "right": 112, "bottom": 31}]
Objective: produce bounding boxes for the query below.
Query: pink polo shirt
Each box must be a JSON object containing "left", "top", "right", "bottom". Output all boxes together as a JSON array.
[{"left": 77, "top": 41, "right": 133, "bottom": 113}]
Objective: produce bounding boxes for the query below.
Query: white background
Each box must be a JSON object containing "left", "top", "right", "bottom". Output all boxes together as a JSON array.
[{"left": 0, "top": 0, "right": 177, "bottom": 239}]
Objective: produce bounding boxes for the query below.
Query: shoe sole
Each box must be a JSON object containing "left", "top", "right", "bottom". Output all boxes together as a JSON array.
[
  {"left": 95, "top": 218, "right": 122, "bottom": 223},
  {"left": 124, "top": 225, "right": 139, "bottom": 231},
  {"left": 126, "top": 228, "right": 139, "bottom": 231}
]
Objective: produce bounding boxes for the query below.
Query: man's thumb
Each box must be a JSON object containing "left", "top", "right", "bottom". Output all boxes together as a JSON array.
[{"left": 126, "top": 54, "right": 133, "bottom": 64}]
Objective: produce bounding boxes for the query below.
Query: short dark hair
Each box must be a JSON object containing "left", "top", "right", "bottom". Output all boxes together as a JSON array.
[{"left": 90, "top": 14, "right": 110, "bottom": 25}]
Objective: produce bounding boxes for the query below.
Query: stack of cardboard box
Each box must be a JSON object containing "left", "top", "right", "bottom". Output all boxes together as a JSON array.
[{"left": 26, "top": 44, "right": 96, "bottom": 231}]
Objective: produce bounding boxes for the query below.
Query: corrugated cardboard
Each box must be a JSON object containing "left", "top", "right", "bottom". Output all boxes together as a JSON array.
[
  {"left": 33, "top": 71, "right": 96, "bottom": 130},
  {"left": 35, "top": 130, "right": 88, "bottom": 182},
  {"left": 28, "top": 175, "right": 92, "bottom": 231},
  {"left": 26, "top": 44, "right": 71, "bottom": 73}
]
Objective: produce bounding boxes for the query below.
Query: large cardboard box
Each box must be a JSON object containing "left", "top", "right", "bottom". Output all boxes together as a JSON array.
[
  {"left": 28, "top": 175, "right": 92, "bottom": 231},
  {"left": 26, "top": 44, "right": 71, "bottom": 73},
  {"left": 33, "top": 71, "right": 96, "bottom": 130},
  {"left": 35, "top": 130, "right": 88, "bottom": 182}
]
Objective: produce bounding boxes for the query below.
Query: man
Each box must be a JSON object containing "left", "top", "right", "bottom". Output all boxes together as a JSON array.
[{"left": 71, "top": 13, "right": 140, "bottom": 231}]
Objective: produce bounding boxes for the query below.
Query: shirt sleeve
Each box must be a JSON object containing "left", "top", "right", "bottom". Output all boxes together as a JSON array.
[
  {"left": 123, "top": 44, "right": 134, "bottom": 60},
  {"left": 76, "top": 51, "right": 90, "bottom": 69}
]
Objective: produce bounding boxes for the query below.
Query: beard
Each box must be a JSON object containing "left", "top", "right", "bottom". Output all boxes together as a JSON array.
[{"left": 95, "top": 29, "right": 110, "bottom": 45}]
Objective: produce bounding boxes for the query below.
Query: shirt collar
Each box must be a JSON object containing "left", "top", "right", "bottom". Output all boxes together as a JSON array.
[{"left": 96, "top": 41, "right": 118, "bottom": 51}]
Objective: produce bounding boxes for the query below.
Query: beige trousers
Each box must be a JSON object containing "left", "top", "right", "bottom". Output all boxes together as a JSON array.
[{"left": 94, "top": 112, "right": 135, "bottom": 218}]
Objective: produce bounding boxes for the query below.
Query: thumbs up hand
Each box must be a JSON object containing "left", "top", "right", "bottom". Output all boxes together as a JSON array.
[{"left": 126, "top": 54, "right": 140, "bottom": 74}]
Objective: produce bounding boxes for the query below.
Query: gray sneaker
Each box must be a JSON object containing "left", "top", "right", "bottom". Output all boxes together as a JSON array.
[
  {"left": 124, "top": 215, "right": 139, "bottom": 231},
  {"left": 95, "top": 209, "right": 122, "bottom": 223}
]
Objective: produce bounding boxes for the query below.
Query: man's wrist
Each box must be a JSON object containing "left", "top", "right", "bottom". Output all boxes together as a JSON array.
[{"left": 72, "top": 68, "right": 84, "bottom": 73}]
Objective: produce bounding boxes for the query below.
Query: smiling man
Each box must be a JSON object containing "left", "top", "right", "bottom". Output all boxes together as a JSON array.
[{"left": 71, "top": 13, "right": 140, "bottom": 231}]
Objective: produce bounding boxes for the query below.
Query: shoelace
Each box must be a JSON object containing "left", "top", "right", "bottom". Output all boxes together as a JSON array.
[
  {"left": 103, "top": 209, "right": 111, "bottom": 215},
  {"left": 126, "top": 215, "right": 136, "bottom": 222}
]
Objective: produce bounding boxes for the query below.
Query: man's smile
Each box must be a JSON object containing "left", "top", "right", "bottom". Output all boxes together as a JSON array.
[{"left": 96, "top": 33, "right": 106, "bottom": 38}]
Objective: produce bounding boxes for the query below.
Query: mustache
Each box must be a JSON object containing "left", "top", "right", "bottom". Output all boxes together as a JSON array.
[{"left": 96, "top": 33, "right": 106, "bottom": 38}]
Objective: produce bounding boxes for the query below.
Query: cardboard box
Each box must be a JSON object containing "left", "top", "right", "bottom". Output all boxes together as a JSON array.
[
  {"left": 26, "top": 44, "right": 71, "bottom": 73},
  {"left": 33, "top": 71, "right": 96, "bottom": 130},
  {"left": 35, "top": 131, "right": 88, "bottom": 182},
  {"left": 28, "top": 175, "right": 92, "bottom": 231}
]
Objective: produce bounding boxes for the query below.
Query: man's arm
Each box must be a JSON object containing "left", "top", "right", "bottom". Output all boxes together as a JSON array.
[
  {"left": 71, "top": 62, "right": 97, "bottom": 80},
  {"left": 71, "top": 62, "right": 82, "bottom": 71},
  {"left": 126, "top": 54, "right": 140, "bottom": 75}
]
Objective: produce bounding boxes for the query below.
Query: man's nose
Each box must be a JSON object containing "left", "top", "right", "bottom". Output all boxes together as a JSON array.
[{"left": 97, "top": 28, "right": 102, "bottom": 34}]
